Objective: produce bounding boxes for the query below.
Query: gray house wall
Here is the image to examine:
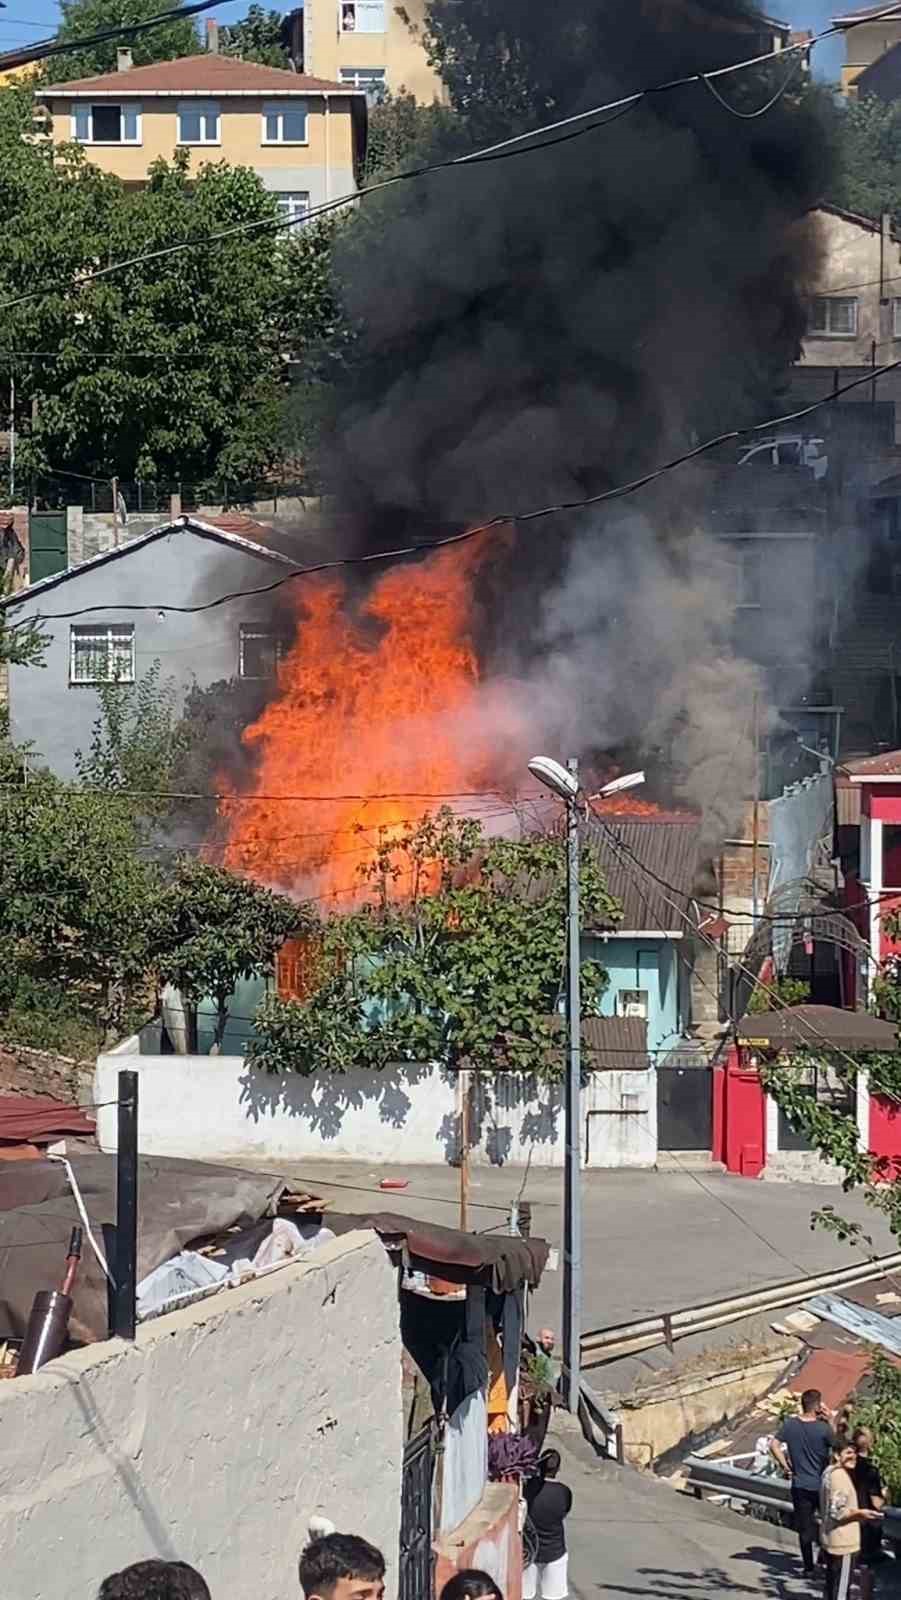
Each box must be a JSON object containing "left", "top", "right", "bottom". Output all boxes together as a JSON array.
[{"left": 4, "top": 525, "right": 295, "bottom": 779}]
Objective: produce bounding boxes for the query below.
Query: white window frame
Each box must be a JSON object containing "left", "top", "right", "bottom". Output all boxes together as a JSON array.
[
  {"left": 339, "top": 66, "right": 387, "bottom": 103},
  {"left": 177, "top": 99, "right": 220, "bottom": 146},
  {"left": 616, "top": 989, "right": 649, "bottom": 1020},
  {"left": 261, "top": 100, "right": 309, "bottom": 145},
  {"left": 72, "top": 101, "right": 142, "bottom": 146},
  {"left": 275, "top": 191, "right": 311, "bottom": 228},
  {"left": 809, "top": 295, "right": 859, "bottom": 338},
  {"left": 340, "top": 0, "right": 386, "bottom": 34},
  {"left": 69, "top": 623, "right": 135, "bottom": 686},
  {"left": 238, "top": 624, "right": 289, "bottom": 680}
]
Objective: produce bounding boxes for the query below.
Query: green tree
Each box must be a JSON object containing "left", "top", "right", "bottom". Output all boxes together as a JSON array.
[
  {"left": 0, "top": 777, "right": 156, "bottom": 1032},
  {"left": 147, "top": 857, "right": 306, "bottom": 1051},
  {"left": 759, "top": 1041, "right": 901, "bottom": 1244},
  {"left": 74, "top": 660, "right": 190, "bottom": 824},
  {"left": 364, "top": 90, "right": 462, "bottom": 180},
  {"left": 748, "top": 975, "right": 810, "bottom": 1014},
  {"left": 852, "top": 1354, "right": 901, "bottom": 1502},
  {"left": 833, "top": 95, "right": 901, "bottom": 229},
  {"left": 248, "top": 808, "right": 621, "bottom": 1076},
  {"left": 221, "top": 5, "right": 289, "bottom": 68},
  {"left": 0, "top": 139, "right": 293, "bottom": 486},
  {"left": 42, "top": 0, "right": 199, "bottom": 84}
]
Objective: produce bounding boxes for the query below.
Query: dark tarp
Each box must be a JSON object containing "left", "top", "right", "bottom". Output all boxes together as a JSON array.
[
  {"left": 0, "top": 1142, "right": 286, "bottom": 1344},
  {"left": 327, "top": 1210, "right": 549, "bottom": 1292},
  {"left": 401, "top": 1284, "right": 489, "bottom": 1414}
]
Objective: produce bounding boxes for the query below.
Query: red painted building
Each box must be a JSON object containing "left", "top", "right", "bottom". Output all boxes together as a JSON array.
[{"left": 713, "top": 1005, "right": 900, "bottom": 1180}]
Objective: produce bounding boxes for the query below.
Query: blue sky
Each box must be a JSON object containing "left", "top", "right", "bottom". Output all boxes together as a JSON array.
[{"left": 0, "top": 1, "right": 847, "bottom": 80}]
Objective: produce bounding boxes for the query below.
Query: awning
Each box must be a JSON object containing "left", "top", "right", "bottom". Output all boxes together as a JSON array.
[
  {"left": 327, "top": 1211, "right": 549, "bottom": 1293},
  {"left": 738, "top": 1004, "right": 899, "bottom": 1052}
]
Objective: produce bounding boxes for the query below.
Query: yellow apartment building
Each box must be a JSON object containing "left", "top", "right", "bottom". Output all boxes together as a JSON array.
[
  {"left": 294, "top": 0, "right": 446, "bottom": 105},
  {"left": 37, "top": 51, "right": 366, "bottom": 221},
  {"left": 832, "top": 2, "right": 901, "bottom": 94}
]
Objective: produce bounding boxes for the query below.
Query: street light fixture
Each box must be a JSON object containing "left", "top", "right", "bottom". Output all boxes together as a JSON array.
[{"left": 527, "top": 756, "right": 646, "bottom": 1412}]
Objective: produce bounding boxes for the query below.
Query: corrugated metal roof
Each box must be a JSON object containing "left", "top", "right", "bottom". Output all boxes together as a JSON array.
[
  {"left": 586, "top": 817, "right": 704, "bottom": 934},
  {"left": 846, "top": 748, "right": 901, "bottom": 778},
  {"left": 582, "top": 1016, "right": 649, "bottom": 1071},
  {"left": 835, "top": 778, "right": 861, "bottom": 826}
]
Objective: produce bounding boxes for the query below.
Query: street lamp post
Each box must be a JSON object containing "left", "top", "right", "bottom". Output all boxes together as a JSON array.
[
  {"left": 563, "top": 757, "right": 582, "bottom": 1414},
  {"left": 527, "top": 758, "right": 644, "bottom": 1413}
]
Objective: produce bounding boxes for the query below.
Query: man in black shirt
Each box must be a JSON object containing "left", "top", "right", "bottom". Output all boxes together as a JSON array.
[
  {"left": 771, "top": 1389, "right": 834, "bottom": 1576},
  {"left": 852, "top": 1427, "right": 885, "bottom": 1595},
  {"left": 524, "top": 1450, "right": 573, "bottom": 1600}
]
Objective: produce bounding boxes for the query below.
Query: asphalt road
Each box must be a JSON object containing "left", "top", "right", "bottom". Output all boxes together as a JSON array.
[
  {"left": 554, "top": 1420, "right": 818, "bottom": 1600},
  {"left": 263, "top": 1158, "right": 898, "bottom": 1337}
]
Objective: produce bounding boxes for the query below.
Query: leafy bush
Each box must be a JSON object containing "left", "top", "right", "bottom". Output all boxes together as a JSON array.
[
  {"left": 748, "top": 976, "right": 810, "bottom": 1014},
  {"left": 853, "top": 1353, "right": 901, "bottom": 1504}
]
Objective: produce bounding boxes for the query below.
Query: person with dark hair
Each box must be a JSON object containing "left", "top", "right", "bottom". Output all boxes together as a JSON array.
[
  {"left": 98, "top": 1560, "right": 211, "bottom": 1600},
  {"left": 439, "top": 1569, "right": 504, "bottom": 1600},
  {"left": 523, "top": 1449, "right": 572, "bottom": 1600},
  {"left": 770, "top": 1388, "right": 834, "bottom": 1576},
  {"left": 852, "top": 1427, "right": 886, "bottom": 1596},
  {"left": 298, "top": 1533, "right": 386, "bottom": 1600},
  {"left": 821, "top": 1441, "right": 883, "bottom": 1600}
]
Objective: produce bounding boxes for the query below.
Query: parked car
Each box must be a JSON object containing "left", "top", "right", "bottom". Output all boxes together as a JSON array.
[{"left": 737, "top": 435, "right": 828, "bottom": 479}]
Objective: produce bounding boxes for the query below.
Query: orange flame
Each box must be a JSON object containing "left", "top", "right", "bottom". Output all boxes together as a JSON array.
[{"left": 220, "top": 534, "right": 529, "bottom": 907}]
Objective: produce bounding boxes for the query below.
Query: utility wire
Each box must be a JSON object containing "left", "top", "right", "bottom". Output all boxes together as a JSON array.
[
  {"left": 0, "top": 0, "right": 223, "bottom": 75},
  {"left": 12, "top": 355, "right": 901, "bottom": 627},
  {"left": 3, "top": 7, "right": 897, "bottom": 315}
]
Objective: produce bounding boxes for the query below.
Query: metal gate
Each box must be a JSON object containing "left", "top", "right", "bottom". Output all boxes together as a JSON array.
[
  {"left": 28, "top": 510, "right": 67, "bottom": 583},
  {"left": 399, "top": 1423, "right": 436, "bottom": 1600},
  {"left": 657, "top": 1065, "right": 713, "bottom": 1151}
]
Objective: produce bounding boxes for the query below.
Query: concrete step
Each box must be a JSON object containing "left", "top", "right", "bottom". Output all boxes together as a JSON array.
[{"left": 655, "top": 1153, "right": 727, "bottom": 1173}]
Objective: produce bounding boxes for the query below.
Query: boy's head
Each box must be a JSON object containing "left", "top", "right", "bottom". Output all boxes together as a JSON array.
[
  {"left": 299, "top": 1534, "right": 386, "bottom": 1600},
  {"left": 99, "top": 1561, "right": 210, "bottom": 1600}
]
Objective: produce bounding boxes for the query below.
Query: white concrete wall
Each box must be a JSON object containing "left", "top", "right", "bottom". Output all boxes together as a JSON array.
[
  {"left": 762, "top": 1075, "right": 870, "bottom": 1184},
  {"left": 0, "top": 1231, "right": 402, "bottom": 1600},
  {"left": 96, "top": 1045, "right": 658, "bottom": 1169}
]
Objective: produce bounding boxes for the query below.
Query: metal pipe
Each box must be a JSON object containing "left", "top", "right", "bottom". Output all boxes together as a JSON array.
[
  {"left": 581, "top": 1248, "right": 901, "bottom": 1358},
  {"left": 562, "top": 757, "right": 582, "bottom": 1412},
  {"left": 113, "top": 1069, "right": 139, "bottom": 1341}
]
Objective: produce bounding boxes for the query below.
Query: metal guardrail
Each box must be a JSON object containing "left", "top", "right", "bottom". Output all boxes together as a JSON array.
[
  {"left": 580, "top": 1250, "right": 901, "bottom": 1368},
  {"left": 578, "top": 1378, "right": 624, "bottom": 1463},
  {"left": 685, "top": 1455, "right": 901, "bottom": 1540}
]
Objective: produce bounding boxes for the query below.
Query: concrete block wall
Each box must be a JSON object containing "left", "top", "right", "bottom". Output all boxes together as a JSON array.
[
  {"left": 0, "top": 1231, "right": 403, "bottom": 1600},
  {"left": 0, "top": 1040, "right": 94, "bottom": 1105}
]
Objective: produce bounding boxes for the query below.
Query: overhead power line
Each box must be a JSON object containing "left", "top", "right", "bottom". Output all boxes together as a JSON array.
[
  {"left": 11, "top": 353, "right": 900, "bottom": 627},
  {"left": 4, "top": 6, "right": 901, "bottom": 314},
  {"left": 0, "top": 0, "right": 222, "bottom": 75}
]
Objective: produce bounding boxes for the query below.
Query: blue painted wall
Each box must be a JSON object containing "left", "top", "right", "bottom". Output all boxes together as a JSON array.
[{"left": 583, "top": 935, "right": 688, "bottom": 1058}]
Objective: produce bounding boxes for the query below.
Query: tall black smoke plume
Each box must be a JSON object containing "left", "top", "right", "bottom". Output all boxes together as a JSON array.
[{"left": 306, "top": 0, "right": 833, "bottom": 837}]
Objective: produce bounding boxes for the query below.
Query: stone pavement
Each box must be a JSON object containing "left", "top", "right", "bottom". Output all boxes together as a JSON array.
[{"left": 257, "top": 1158, "right": 897, "bottom": 1337}]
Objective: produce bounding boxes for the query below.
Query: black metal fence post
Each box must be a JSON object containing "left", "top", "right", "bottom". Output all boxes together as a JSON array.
[{"left": 113, "top": 1069, "right": 139, "bottom": 1340}]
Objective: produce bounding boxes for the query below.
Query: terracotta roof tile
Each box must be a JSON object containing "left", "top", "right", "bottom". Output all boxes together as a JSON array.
[{"left": 41, "top": 55, "right": 354, "bottom": 96}]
